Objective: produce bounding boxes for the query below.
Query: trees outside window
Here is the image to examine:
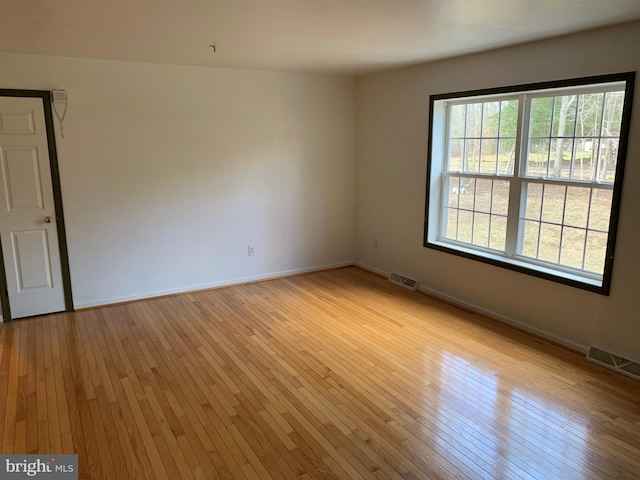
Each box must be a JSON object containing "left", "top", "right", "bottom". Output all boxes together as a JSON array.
[{"left": 424, "top": 73, "right": 635, "bottom": 294}]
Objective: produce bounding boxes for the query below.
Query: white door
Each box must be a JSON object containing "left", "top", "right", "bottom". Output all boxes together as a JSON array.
[{"left": 0, "top": 96, "right": 66, "bottom": 319}]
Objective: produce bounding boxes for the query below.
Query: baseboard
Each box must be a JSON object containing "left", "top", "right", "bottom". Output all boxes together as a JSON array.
[
  {"left": 355, "top": 262, "right": 588, "bottom": 354},
  {"left": 75, "top": 261, "right": 354, "bottom": 309},
  {"left": 354, "top": 263, "right": 388, "bottom": 278}
]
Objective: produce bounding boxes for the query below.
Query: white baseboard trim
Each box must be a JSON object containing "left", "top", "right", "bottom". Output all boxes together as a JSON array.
[
  {"left": 354, "top": 262, "right": 388, "bottom": 278},
  {"left": 355, "top": 262, "right": 588, "bottom": 354},
  {"left": 75, "top": 261, "right": 354, "bottom": 309}
]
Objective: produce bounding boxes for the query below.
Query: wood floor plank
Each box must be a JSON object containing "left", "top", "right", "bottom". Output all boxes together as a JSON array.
[
  {"left": 1, "top": 267, "right": 640, "bottom": 479},
  {"left": 2, "top": 326, "right": 20, "bottom": 453}
]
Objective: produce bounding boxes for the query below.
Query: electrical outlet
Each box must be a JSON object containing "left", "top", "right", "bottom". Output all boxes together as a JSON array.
[{"left": 248, "top": 246, "right": 255, "bottom": 256}]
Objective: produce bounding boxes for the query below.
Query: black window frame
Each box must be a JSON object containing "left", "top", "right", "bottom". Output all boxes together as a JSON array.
[{"left": 424, "top": 72, "right": 636, "bottom": 295}]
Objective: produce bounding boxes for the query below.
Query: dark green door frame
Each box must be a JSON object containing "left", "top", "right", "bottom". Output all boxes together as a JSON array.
[{"left": 0, "top": 89, "right": 74, "bottom": 321}]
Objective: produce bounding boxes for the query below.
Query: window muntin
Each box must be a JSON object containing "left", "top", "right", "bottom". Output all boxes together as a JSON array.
[
  {"left": 518, "top": 182, "right": 612, "bottom": 274},
  {"left": 447, "top": 98, "right": 518, "bottom": 175},
  {"left": 443, "top": 176, "right": 510, "bottom": 251},
  {"left": 425, "top": 73, "right": 634, "bottom": 294},
  {"left": 524, "top": 89, "right": 624, "bottom": 182}
]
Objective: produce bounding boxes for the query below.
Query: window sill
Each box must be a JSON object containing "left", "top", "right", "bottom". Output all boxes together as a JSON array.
[{"left": 426, "top": 239, "right": 605, "bottom": 294}]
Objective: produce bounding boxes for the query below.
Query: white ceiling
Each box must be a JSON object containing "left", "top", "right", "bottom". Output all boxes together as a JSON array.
[{"left": 2, "top": 0, "right": 640, "bottom": 75}]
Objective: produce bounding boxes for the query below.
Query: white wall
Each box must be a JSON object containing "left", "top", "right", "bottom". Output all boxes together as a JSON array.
[
  {"left": 0, "top": 53, "right": 357, "bottom": 307},
  {"left": 2, "top": 23, "right": 638, "bottom": 359},
  {"left": 356, "top": 22, "right": 640, "bottom": 358}
]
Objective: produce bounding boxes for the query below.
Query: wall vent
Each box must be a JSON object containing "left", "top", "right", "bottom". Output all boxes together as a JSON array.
[
  {"left": 388, "top": 273, "right": 418, "bottom": 291},
  {"left": 586, "top": 346, "right": 640, "bottom": 382}
]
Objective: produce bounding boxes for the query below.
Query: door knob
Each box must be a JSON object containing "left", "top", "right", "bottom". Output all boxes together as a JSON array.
[{"left": 43, "top": 216, "right": 54, "bottom": 224}]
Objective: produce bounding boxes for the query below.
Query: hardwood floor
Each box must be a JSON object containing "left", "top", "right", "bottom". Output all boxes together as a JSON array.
[{"left": 1, "top": 267, "right": 639, "bottom": 479}]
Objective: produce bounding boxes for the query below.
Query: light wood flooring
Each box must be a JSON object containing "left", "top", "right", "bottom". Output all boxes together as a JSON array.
[{"left": 1, "top": 267, "right": 640, "bottom": 479}]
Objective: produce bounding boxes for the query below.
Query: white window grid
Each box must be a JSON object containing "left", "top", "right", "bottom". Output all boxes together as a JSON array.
[{"left": 439, "top": 82, "right": 624, "bottom": 280}]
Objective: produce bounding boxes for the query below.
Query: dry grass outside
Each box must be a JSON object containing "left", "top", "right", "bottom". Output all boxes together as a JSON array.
[
  {"left": 448, "top": 151, "right": 617, "bottom": 182},
  {"left": 448, "top": 152, "right": 514, "bottom": 175},
  {"left": 444, "top": 175, "right": 612, "bottom": 274}
]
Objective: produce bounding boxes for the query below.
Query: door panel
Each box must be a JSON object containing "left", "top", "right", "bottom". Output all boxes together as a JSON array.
[
  {"left": 13, "top": 230, "right": 53, "bottom": 290},
  {"left": 0, "top": 110, "right": 35, "bottom": 134},
  {"left": 0, "top": 96, "right": 65, "bottom": 319},
  {"left": 2, "top": 147, "right": 45, "bottom": 210}
]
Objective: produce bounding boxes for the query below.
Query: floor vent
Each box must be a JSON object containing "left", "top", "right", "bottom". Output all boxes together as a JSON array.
[
  {"left": 586, "top": 346, "right": 640, "bottom": 382},
  {"left": 388, "top": 273, "right": 418, "bottom": 291}
]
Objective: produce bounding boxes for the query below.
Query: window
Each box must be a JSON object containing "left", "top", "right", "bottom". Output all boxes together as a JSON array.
[{"left": 424, "top": 73, "right": 635, "bottom": 294}]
